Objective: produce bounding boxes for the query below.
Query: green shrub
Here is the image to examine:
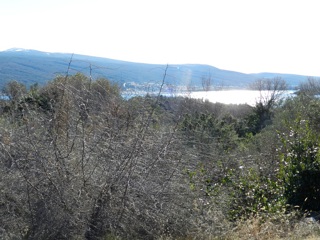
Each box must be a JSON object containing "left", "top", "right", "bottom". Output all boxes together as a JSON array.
[{"left": 278, "top": 118, "right": 320, "bottom": 211}]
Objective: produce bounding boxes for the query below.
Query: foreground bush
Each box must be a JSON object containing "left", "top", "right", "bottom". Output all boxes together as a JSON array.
[{"left": 0, "top": 75, "right": 201, "bottom": 239}]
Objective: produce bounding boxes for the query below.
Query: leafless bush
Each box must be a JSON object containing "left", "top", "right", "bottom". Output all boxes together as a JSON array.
[
  {"left": 0, "top": 73, "right": 206, "bottom": 239},
  {"left": 298, "top": 77, "right": 320, "bottom": 96},
  {"left": 249, "top": 77, "right": 287, "bottom": 108}
]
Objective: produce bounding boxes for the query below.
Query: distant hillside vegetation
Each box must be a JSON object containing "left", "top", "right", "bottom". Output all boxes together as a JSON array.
[{"left": 0, "top": 48, "right": 313, "bottom": 90}]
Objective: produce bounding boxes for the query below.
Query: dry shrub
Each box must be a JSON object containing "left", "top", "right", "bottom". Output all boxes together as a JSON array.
[{"left": 223, "top": 213, "right": 320, "bottom": 240}]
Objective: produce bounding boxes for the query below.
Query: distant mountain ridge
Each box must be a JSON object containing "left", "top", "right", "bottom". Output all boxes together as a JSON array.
[{"left": 0, "top": 48, "right": 314, "bottom": 90}]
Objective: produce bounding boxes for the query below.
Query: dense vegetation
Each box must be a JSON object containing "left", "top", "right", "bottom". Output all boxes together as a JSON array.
[{"left": 1, "top": 73, "right": 320, "bottom": 239}]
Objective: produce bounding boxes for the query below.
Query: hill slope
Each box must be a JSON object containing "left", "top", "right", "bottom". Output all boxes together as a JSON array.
[{"left": 0, "top": 49, "right": 313, "bottom": 90}]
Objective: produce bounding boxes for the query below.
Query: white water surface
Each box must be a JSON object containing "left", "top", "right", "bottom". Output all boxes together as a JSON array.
[{"left": 177, "top": 90, "right": 295, "bottom": 106}]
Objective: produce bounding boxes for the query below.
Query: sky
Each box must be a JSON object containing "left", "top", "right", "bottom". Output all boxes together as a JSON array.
[{"left": 1, "top": 0, "right": 320, "bottom": 76}]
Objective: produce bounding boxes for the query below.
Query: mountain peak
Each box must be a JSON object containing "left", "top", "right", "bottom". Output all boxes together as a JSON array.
[
  {"left": 3, "top": 48, "right": 52, "bottom": 56},
  {"left": 5, "top": 48, "right": 30, "bottom": 52}
]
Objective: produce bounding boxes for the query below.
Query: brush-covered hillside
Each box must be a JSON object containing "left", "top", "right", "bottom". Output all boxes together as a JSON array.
[{"left": 2, "top": 73, "right": 320, "bottom": 239}]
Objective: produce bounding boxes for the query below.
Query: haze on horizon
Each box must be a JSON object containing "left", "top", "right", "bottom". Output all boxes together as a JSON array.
[{"left": 1, "top": 0, "right": 320, "bottom": 76}]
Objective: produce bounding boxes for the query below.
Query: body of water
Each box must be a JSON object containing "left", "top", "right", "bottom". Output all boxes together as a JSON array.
[
  {"left": 178, "top": 90, "right": 295, "bottom": 106},
  {"left": 122, "top": 90, "right": 295, "bottom": 106}
]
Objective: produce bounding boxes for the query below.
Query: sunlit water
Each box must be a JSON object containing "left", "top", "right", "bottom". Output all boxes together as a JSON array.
[
  {"left": 123, "top": 90, "right": 295, "bottom": 106},
  {"left": 177, "top": 90, "right": 295, "bottom": 106}
]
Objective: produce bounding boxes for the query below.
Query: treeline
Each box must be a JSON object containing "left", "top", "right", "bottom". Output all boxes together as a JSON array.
[{"left": 1, "top": 73, "right": 320, "bottom": 239}]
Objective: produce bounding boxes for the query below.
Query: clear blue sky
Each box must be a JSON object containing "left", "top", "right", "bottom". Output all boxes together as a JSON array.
[{"left": 1, "top": 0, "right": 320, "bottom": 76}]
